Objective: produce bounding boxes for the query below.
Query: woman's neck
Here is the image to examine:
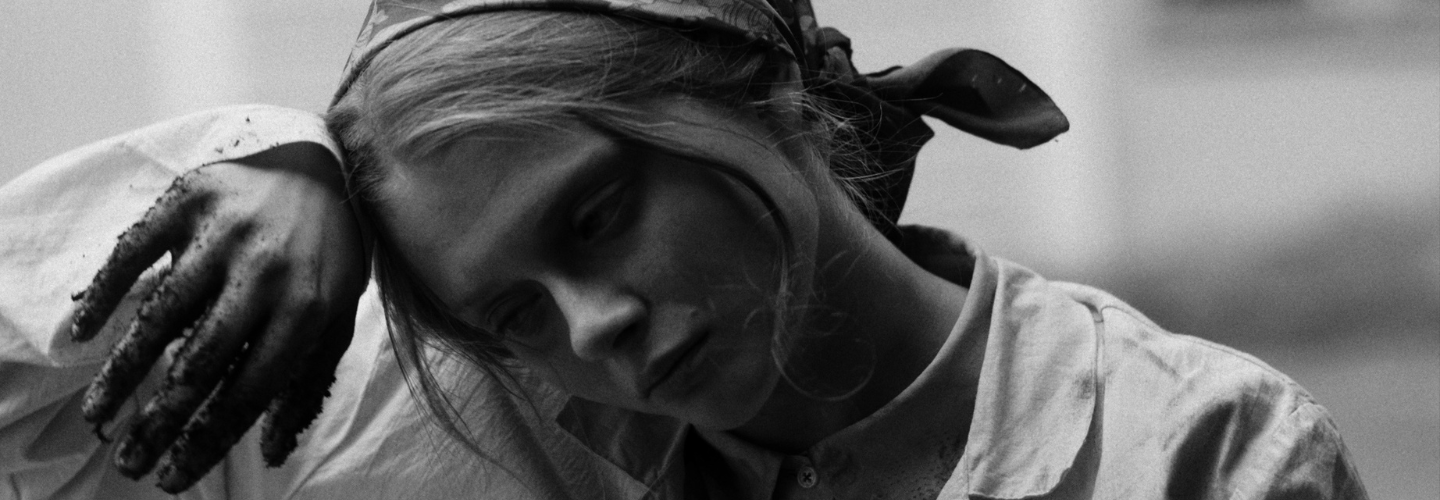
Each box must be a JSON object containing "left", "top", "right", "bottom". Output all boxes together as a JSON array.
[{"left": 730, "top": 210, "right": 969, "bottom": 453}]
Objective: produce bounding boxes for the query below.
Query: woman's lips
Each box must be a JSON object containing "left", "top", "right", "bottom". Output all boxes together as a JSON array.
[{"left": 639, "top": 331, "right": 709, "bottom": 399}]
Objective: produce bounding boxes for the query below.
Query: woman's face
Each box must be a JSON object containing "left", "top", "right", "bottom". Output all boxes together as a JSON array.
[{"left": 377, "top": 100, "right": 821, "bottom": 430}]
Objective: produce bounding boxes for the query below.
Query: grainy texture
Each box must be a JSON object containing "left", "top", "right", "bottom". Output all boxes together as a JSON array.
[
  {"left": 80, "top": 244, "right": 229, "bottom": 428},
  {"left": 81, "top": 268, "right": 192, "bottom": 437},
  {"left": 114, "top": 282, "right": 266, "bottom": 477},
  {"left": 70, "top": 178, "right": 192, "bottom": 342},
  {"left": 153, "top": 372, "right": 261, "bottom": 493},
  {"left": 260, "top": 315, "right": 355, "bottom": 466},
  {"left": 151, "top": 308, "right": 318, "bottom": 493}
]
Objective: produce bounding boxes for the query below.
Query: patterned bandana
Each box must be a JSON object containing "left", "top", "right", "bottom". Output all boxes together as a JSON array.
[
  {"left": 336, "top": 0, "right": 798, "bottom": 102},
  {"left": 334, "top": 0, "right": 1069, "bottom": 239}
]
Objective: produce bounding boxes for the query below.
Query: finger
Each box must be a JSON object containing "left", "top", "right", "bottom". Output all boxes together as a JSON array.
[
  {"left": 81, "top": 247, "right": 227, "bottom": 433},
  {"left": 71, "top": 177, "right": 197, "bottom": 342},
  {"left": 259, "top": 311, "right": 356, "bottom": 467},
  {"left": 153, "top": 307, "right": 320, "bottom": 493},
  {"left": 112, "top": 277, "right": 271, "bottom": 479}
]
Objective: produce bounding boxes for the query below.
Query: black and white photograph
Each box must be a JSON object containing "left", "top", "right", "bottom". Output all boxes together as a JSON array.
[{"left": 2, "top": 1, "right": 1435, "bottom": 498}]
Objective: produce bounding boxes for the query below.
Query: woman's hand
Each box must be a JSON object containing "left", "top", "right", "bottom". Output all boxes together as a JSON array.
[{"left": 68, "top": 142, "right": 369, "bottom": 493}]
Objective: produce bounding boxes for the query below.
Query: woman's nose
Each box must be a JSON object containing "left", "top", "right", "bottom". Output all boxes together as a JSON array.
[{"left": 546, "top": 278, "right": 646, "bottom": 361}]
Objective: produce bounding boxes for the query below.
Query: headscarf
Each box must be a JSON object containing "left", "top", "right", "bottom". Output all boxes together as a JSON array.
[{"left": 334, "top": 0, "right": 1069, "bottom": 239}]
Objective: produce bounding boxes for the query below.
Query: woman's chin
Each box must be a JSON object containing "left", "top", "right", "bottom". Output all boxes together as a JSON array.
[{"left": 668, "top": 369, "right": 780, "bottom": 431}]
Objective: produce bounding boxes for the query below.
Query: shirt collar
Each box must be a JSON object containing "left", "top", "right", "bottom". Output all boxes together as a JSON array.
[
  {"left": 867, "top": 226, "right": 1102, "bottom": 499},
  {"left": 554, "top": 226, "right": 1099, "bottom": 499},
  {"left": 553, "top": 397, "right": 689, "bottom": 498},
  {"left": 929, "top": 226, "right": 1100, "bottom": 499}
]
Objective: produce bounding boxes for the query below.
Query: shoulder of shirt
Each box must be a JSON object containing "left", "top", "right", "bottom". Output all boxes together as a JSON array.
[
  {"left": 1045, "top": 282, "right": 1367, "bottom": 498},
  {"left": 1051, "top": 281, "right": 1318, "bottom": 409},
  {"left": 897, "top": 229, "right": 1313, "bottom": 416}
]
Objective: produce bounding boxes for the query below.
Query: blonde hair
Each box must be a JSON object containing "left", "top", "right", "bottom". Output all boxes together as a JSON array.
[{"left": 327, "top": 10, "right": 876, "bottom": 458}]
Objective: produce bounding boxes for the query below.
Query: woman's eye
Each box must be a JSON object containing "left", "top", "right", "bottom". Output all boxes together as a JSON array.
[
  {"left": 491, "top": 293, "right": 542, "bottom": 339},
  {"left": 573, "top": 179, "right": 632, "bottom": 241}
]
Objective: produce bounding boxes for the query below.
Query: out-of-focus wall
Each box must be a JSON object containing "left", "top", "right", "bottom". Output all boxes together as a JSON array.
[
  {"left": 1119, "top": 2, "right": 1438, "bottom": 341},
  {"left": 2, "top": 0, "right": 1437, "bottom": 498},
  {"left": 0, "top": 0, "right": 364, "bottom": 180}
]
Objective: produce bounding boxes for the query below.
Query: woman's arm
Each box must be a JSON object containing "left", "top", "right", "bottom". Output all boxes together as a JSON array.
[
  {"left": 72, "top": 145, "right": 367, "bottom": 492},
  {"left": 0, "top": 105, "right": 366, "bottom": 497}
]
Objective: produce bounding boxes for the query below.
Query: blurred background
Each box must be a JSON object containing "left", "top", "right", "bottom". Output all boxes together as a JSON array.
[{"left": 1, "top": 0, "right": 1435, "bottom": 497}]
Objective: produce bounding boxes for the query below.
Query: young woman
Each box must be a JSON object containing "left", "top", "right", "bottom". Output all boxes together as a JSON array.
[{"left": 3, "top": 1, "right": 1366, "bottom": 498}]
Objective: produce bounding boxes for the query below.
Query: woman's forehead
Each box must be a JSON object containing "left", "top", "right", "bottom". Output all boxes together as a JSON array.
[{"left": 383, "top": 122, "right": 615, "bottom": 234}]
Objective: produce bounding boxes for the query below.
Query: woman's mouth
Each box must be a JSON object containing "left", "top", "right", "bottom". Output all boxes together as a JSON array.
[{"left": 639, "top": 331, "right": 709, "bottom": 399}]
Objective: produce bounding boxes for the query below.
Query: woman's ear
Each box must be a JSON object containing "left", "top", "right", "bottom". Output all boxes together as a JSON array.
[
  {"left": 756, "top": 59, "right": 837, "bottom": 186},
  {"left": 759, "top": 59, "right": 810, "bottom": 134}
]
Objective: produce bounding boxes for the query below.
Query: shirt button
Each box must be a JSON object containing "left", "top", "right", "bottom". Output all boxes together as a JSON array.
[{"left": 797, "top": 466, "right": 818, "bottom": 489}]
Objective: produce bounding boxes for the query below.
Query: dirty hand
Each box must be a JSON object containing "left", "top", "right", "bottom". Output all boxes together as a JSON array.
[{"left": 68, "top": 142, "right": 369, "bottom": 493}]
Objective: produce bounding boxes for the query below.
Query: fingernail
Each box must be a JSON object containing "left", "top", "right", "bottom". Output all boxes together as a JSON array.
[
  {"left": 79, "top": 388, "right": 99, "bottom": 421},
  {"left": 80, "top": 380, "right": 112, "bottom": 422},
  {"left": 115, "top": 438, "right": 151, "bottom": 479},
  {"left": 156, "top": 461, "right": 191, "bottom": 494},
  {"left": 69, "top": 314, "right": 89, "bottom": 340},
  {"left": 91, "top": 423, "right": 112, "bottom": 444}
]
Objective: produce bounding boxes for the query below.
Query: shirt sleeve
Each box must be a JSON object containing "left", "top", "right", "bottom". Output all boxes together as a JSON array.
[
  {"left": 0, "top": 105, "right": 337, "bottom": 499},
  {"left": 1231, "top": 402, "right": 1369, "bottom": 500}
]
